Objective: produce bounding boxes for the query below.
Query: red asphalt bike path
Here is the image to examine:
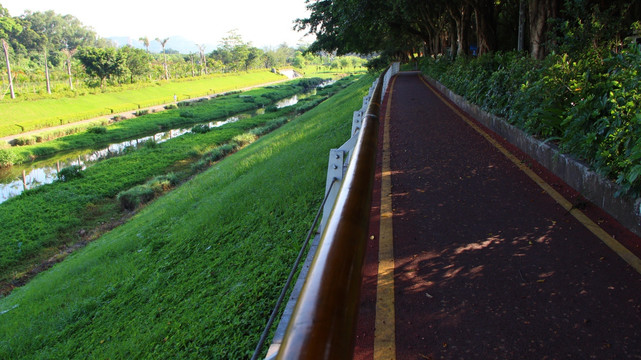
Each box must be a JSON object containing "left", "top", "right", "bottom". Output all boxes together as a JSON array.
[{"left": 354, "top": 72, "right": 641, "bottom": 359}]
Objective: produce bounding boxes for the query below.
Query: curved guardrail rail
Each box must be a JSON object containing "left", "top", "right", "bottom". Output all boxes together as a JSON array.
[{"left": 270, "top": 63, "right": 398, "bottom": 359}]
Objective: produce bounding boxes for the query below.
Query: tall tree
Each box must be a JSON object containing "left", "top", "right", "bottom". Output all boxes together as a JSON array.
[
  {"left": 468, "top": 0, "right": 498, "bottom": 55},
  {"left": 139, "top": 36, "right": 152, "bottom": 80},
  {"left": 518, "top": 0, "right": 526, "bottom": 51},
  {"left": 155, "top": 37, "right": 169, "bottom": 80},
  {"left": 447, "top": 2, "right": 472, "bottom": 58},
  {"left": 21, "top": 10, "right": 99, "bottom": 93},
  {"left": 43, "top": 45, "right": 51, "bottom": 93},
  {"left": 188, "top": 53, "right": 195, "bottom": 77},
  {"left": 1, "top": 38, "right": 15, "bottom": 98},
  {"left": 0, "top": 7, "right": 21, "bottom": 99}
]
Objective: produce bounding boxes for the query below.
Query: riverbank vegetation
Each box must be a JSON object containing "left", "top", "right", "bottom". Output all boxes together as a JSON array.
[
  {"left": 0, "top": 77, "right": 325, "bottom": 165},
  {"left": 0, "top": 75, "right": 357, "bottom": 294},
  {"left": 0, "top": 71, "right": 285, "bottom": 138},
  {"left": 0, "top": 73, "right": 371, "bottom": 359}
]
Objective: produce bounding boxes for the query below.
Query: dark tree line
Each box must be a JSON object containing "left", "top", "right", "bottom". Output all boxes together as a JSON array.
[{"left": 296, "top": 0, "right": 641, "bottom": 62}]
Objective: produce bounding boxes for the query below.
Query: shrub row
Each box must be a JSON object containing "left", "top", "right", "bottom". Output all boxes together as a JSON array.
[{"left": 117, "top": 174, "right": 179, "bottom": 210}]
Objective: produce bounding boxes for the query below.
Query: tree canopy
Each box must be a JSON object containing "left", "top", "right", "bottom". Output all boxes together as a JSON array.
[
  {"left": 76, "top": 46, "right": 126, "bottom": 88},
  {"left": 296, "top": 0, "right": 641, "bottom": 61}
]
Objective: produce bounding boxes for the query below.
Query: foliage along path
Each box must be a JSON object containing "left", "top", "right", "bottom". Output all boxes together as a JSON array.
[{"left": 354, "top": 72, "right": 641, "bottom": 359}]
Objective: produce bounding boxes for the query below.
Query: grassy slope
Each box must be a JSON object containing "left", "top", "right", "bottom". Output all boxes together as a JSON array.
[
  {"left": 0, "top": 71, "right": 284, "bottom": 138},
  {"left": 0, "top": 74, "right": 374, "bottom": 359},
  {"left": 0, "top": 77, "right": 344, "bottom": 283}
]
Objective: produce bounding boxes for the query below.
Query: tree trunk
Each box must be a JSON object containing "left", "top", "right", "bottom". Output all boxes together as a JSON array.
[
  {"left": 449, "top": 21, "right": 457, "bottom": 59},
  {"left": 449, "top": 4, "right": 471, "bottom": 58},
  {"left": 518, "top": 0, "right": 525, "bottom": 51},
  {"left": 163, "top": 51, "right": 169, "bottom": 80},
  {"left": 67, "top": 58, "right": 74, "bottom": 90},
  {"left": 528, "top": 0, "right": 558, "bottom": 59},
  {"left": 202, "top": 53, "right": 208, "bottom": 75},
  {"left": 472, "top": 0, "right": 497, "bottom": 55},
  {"left": 44, "top": 49, "right": 51, "bottom": 94},
  {"left": 2, "top": 39, "right": 15, "bottom": 99},
  {"left": 457, "top": 5, "right": 471, "bottom": 57}
]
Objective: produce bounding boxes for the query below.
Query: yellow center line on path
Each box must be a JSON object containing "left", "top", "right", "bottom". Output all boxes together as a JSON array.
[
  {"left": 374, "top": 75, "right": 397, "bottom": 360},
  {"left": 418, "top": 74, "right": 641, "bottom": 276}
]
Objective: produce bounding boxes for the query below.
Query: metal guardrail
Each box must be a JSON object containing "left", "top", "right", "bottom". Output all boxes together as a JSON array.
[{"left": 270, "top": 63, "right": 399, "bottom": 359}]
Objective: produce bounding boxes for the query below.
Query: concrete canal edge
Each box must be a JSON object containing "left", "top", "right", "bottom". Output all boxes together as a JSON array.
[{"left": 424, "top": 75, "right": 641, "bottom": 238}]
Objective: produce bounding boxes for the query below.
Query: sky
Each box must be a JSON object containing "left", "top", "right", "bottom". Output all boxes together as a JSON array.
[{"left": 1, "top": 0, "right": 314, "bottom": 49}]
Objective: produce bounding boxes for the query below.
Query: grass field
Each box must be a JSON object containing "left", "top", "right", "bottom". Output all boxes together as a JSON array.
[
  {"left": 0, "top": 73, "right": 373, "bottom": 358},
  {"left": 0, "top": 71, "right": 285, "bottom": 138}
]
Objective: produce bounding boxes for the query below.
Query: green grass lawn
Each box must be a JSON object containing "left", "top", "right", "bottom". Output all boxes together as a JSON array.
[
  {"left": 0, "top": 71, "right": 285, "bottom": 138},
  {"left": 0, "top": 72, "right": 373, "bottom": 359}
]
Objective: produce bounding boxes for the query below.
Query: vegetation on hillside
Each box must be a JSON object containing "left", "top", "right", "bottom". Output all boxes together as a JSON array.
[
  {"left": 422, "top": 44, "right": 641, "bottom": 197},
  {"left": 0, "top": 73, "right": 372, "bottom": 359},
  {"left": 0, "top": 76, "right": 357, "bottom": 293}
]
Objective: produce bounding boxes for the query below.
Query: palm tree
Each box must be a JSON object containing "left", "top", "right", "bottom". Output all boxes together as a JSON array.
[
  {"left": 139, "top": 36, "right": 153, "bottom": 80},
  {"left": 155, "top": 37, "right": 169, "bottom": 80},
  {"left": 139, "top": 36, "right": 150, "bottom": 53},
  {"left": 62, "top": 47, "right": 77, "bottom": 90}
]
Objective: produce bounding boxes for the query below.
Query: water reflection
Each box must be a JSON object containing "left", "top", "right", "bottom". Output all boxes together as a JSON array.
[
  {"left": 276, "top": 95, "right": 299, "bottom": 108},
  {"left": 0, "top": 115, "right": 243, "bottom": 204}
]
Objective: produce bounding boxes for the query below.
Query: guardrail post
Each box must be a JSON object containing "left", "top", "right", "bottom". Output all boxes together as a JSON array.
[
  {"left": 352, "top": 110, "right": 363, "bottom": 136},
  {"left": 362, "top": 95, "right": 371, "bottom": 108},
  {"left": 268, "top": 68, "right": 388, "bottom": 360},
  {"left": 320, "top": 149, "right": 346, "bottom": 231}
]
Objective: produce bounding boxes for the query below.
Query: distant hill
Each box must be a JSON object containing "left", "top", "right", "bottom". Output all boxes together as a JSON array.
[{"left": 108, "top": 35, "right": 217, "bottom": 54}]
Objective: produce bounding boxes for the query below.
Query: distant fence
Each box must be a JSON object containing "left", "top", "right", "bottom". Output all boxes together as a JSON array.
[{"left": 263, "top": 63, "right": 399, "bottom": 359}]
